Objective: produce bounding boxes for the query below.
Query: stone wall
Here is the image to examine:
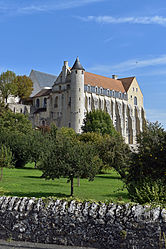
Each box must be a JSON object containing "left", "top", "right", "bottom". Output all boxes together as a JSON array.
[{"left": 0, "top": 196, "right": 166, "bottom": 249}]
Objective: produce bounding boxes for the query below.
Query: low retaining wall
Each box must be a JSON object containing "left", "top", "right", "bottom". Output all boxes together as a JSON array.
[{"left": 0, "top": 197, "right": 165, "bottom": 248}]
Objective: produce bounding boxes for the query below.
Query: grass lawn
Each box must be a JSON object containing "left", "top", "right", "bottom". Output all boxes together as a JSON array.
[{"left": 0, "top": 163, "right": 129, "bottom": 203}]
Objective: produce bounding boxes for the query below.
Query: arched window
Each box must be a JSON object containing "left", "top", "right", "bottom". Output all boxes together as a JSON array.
[
  {"left": 95, "top": 87, "right": 98, "bottom": 93},
  {"left": 43, "top": 98, "right": 47, "bottom": 108},
  {"left": 54, "top": 96, "right": 58, "bottom": 108},
  {"left": 59, "top": 85, "right": 61, "bottom": 91},
  {"left": 20, "top": 108, "right": 22, "bottom": 113},
  {"left": 36, "top": 98, "right": 40, "bottom": 108},
  {"left": 107, "top": 89, "right": 110, "bottom": 96},
  {"left": 100, "top": 87, "right": 103, "bottom": 94},
  {"left": 88, "top": 85, "right": 91, "bottom": 92},
  {"left": 42, "top": 120, "right": 45, "bottom": 126},
  {"left": 134, "top": 96, "right": 137, "bottom": 105}
]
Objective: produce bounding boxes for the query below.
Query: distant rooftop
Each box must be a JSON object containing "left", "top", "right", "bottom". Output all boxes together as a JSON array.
[{"left": 29, "top": 70, "right": 57, "bottom": 96}]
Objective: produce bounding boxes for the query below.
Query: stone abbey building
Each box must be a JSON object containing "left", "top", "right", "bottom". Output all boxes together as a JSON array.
[{"left": 31, "top": 57, "right": 146, "bottom": 144}]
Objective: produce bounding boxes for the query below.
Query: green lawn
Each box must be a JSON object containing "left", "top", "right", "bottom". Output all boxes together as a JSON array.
[{"left": 0, "top": 164, "right": 129, "bottom": 202}]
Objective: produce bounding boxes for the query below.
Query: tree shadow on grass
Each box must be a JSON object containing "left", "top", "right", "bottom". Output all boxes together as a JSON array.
[
  {"left": 96, "top": 175, "right": 121, "bottom": 180},
  {"left": 23, "top": 176, "right": 42, "bottom": 179},
  {"left": 5, "top": 192, "right": 70, "bottom": 198}
]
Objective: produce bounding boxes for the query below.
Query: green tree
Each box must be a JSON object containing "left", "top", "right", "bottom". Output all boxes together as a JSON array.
[
  {"left": 40, "top": 131, "right": 101, "bottom": 196},
  {"left": 124, "top": 122, "right": 166, "bottom": 203},
  {"left": 79, "top": 132, "right": 130, "bottom": 174},
  {"left": 82, "top": 110, "right": 118, "bottom": 136},
  {"left": 0, "top": 71, "right": 16, "bottom": 103},
  {"left": 0, "top": 145, "right": 13, "bottom": 180},
  {"left": 14, "top": 75, "right": 33, "bottom": 101},
  {"left": 0, "top": 108, "right": 33, "bottom": 134}
]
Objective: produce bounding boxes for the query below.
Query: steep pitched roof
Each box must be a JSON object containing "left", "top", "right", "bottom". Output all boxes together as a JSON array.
[
  {"left": 119, "top": 77, "right": 135, "bottom": 92},
  {"left": 33, "top": 89, "right": 51, "bottom": 98},
  {"left": 71, "top": 57, "right": 85, "bottom": 71},
  {"left": 84, "top": 72, "right": 126, "bottom": 93},
  {"left": 30, "top": 70, "right": 57, "bottom": 88}
]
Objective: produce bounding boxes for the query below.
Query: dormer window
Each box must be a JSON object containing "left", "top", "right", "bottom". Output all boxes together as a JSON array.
[
  {"left": 112, "top": 90, "right": 115, "bottom": 97},
  {"left": 95, "top": 86, "right": 98, "bottom": 93},
  {"left": 88, "top": 85, "right": 91, "bottom": 92},
  {"left": 100, "top": 87, "right": 103, "bottom": 94},
  {"left": 119, "top": 92, "right": 122, "bottom": 98},
  {"left": 107, "top": 89, "right": 110, "bottom": 96}
]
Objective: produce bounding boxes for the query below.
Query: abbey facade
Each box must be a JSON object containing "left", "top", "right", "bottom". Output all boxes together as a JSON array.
[{"left": 31, "top": 57, "right": 146, "bottom": 144}]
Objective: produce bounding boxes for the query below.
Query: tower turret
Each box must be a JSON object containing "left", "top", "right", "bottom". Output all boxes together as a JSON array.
[{"left": 70, "top": 57, "right": 85, "bottom": 133}]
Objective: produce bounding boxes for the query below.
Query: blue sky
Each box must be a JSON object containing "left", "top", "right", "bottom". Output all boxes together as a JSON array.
[{"left": 0, "top": 0, "right": 166, "bottom": 128}]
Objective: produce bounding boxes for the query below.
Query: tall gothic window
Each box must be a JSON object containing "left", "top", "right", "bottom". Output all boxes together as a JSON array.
[
  {"left": 36, "top": 98, "right": 40, "bottom": 108},
  {"left": 54, "top": 96, "right": 58, "bottom": 108}
]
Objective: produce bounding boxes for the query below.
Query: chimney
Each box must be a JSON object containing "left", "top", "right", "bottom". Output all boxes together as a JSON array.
[
  {"left": 62, "top": 61, "right": 69, "bottom": 83},
  {"left": 112, "top": 75, "right": 118, "bottom": 80}
]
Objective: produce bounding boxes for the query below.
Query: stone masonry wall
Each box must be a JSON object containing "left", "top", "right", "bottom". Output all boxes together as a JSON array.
[{"left": 0, "top": 196, "right": 166, "bottom": 249}]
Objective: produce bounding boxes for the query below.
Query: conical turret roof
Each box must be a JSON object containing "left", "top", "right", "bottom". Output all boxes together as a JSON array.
[{"left": 71, "top": 57, "right": 85, "bottom": 71}]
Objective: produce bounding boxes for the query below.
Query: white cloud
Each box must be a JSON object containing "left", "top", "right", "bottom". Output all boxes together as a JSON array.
[
  {"left": 146, "top": 109, "right": 166, "bottom": 129},
  {"left": 0, "top": 0, "right": 104, "bottom": 15},
  {"left": 78, "top": 15, "right": 166, "bottom": 26},
  {"left": 88, "top": 55, "right": 166, "bottom": 74}
]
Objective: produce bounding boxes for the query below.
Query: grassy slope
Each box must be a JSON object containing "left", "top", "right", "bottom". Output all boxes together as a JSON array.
[{"left": 0, "top": 164, "right": 129, "bottom": 202}]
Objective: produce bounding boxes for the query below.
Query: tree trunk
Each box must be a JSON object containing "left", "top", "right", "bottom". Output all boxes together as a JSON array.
[
  {"left": 70, "top": 176, "right": 74, "bottom": 196},
  {"left": 0, "top": 168, "right": 3, "bottom": 181},
  {"left": 77, "top": 177, "right": 80, "bottom": 187}
]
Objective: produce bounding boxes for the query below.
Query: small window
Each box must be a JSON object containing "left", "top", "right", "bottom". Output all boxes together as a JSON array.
[
  {"left": 100, "top": 88, "right": 103, "bottom": 94},
  {"left": 43, "top": 98, "right": 47, "bottom": 108},
  {"left": 107, "top": 90, "right": 110, "bottom": 96},
  {"left": 134, "top": 96, "right": 137, "bottom": 105},
  {"left": 112, "top": 90, "right": 115, "bottom": 97},
  {"left": 20, "top": 108, "right": 22, "bottom": 113},
  {"left": 136, "top": 88, "right": 138, "bottom": 92},
  {"left": 89, "top": 97, "right": 91, "bottom": 105},
  {"left": 79, "top": 97, "right": 80, "bottom": 101},
  {"left": 82, "top": 70, "right": 84, "bottom": 74},
  {"left": 79, "top": 108, "right": 80, "bottom": 113},
  {"left": 36, "top": 98, "right": 40, "bottom": 108},
  {"left": 59, "top": 85, "right": 61, "bottom": 91},
  {"left": 42, "top": 120, "right": 45, "bottom": 126},
  {"left": 95, "top": 87, "right": 98, "bottom": 93},
  {"left": 54, "top": 96, "right": 58, "bottom": 108},
  {"left": 88, "top": 85, "right": 91, "bottom": 92},
  {"left": 133, "top": 87, "right": 134, "bottom": 91},
  {"left": 67, "top": 84, "right": 70, "bottom": 90},
  {"left": 75, "top": 70, "right": 77, "bottom": 74},
  {"left": 131, "top": 95, "right": 132, "bottom": 99},
  {"left": 79, "top": 119, "right": 80, "bottom": 124},
  {"left": 13, "top": 107, "right": 16, "bottom": 113},
  {"left": 79, "top": 88, "right": 81, "bottom": 92},
  {"left": 69, "top": 122, "right": 71, "bottom": 128},
  {"left": 119, "top": 92, "right": 122, "bottom": 98}
]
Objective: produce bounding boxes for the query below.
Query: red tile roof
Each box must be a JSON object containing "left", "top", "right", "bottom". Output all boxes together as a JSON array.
[
  {"left": 119, "top": 77, "right": 135, "bottom": 92},
  {"left": 84, "top": 72, "right": 126, "bottom": 93}
]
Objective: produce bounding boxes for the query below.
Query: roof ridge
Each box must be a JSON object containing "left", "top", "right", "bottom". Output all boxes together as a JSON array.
[{"left": 32, "top": 69, "right": 57, "bottom": 77}]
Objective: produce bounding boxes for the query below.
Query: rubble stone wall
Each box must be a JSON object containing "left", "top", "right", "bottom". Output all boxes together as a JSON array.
[{"left": 0, "top": 196, "right": 165, "bottom": 249}]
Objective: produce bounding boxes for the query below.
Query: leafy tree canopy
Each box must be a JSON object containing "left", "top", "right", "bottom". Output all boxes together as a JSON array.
[
  {"left": 82, "top": 110, "right": 118, "bottom": 136},
  {"left": 0, "top": 71, "right": 16, "bottom": 103},
  {"left": 40, "top": 129, "right": 101, "bottom": 196},
  {"left": 0, "top": 108, "right": 33, "bottom": 134},
  {"left": 14, "top": 75, "right": 33, "bottom": 101}
]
